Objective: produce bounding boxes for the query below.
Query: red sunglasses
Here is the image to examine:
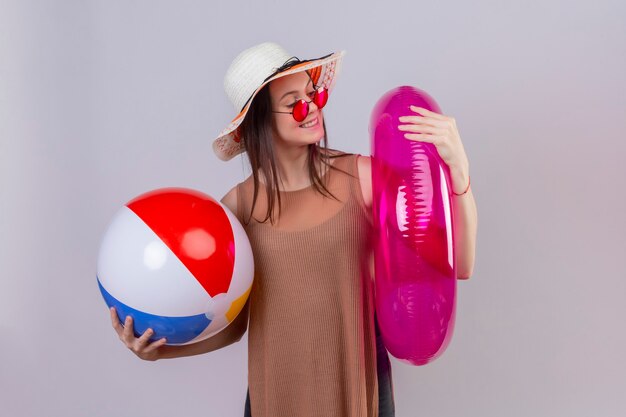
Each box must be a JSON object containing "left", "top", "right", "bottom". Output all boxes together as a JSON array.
[{"left": 272, "top": 86, "right": 329, "bottom": 122}]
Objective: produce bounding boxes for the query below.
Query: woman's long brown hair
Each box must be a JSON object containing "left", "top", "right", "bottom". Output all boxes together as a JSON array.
[{"left": 239, "top": 73, "right": 353, "bottom": 226}]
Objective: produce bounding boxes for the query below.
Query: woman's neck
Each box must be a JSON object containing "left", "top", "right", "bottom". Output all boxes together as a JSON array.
[{"left": 259, "top": 147, "right": 328, "bottom": 191}]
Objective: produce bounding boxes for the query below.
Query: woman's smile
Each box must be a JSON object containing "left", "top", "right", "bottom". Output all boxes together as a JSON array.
[{"left": 299, "top": 117, "right": 320, "bottom": 129}]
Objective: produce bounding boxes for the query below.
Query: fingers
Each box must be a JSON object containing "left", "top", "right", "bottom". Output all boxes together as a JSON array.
[
  {"left": 404, "top": 134, "right": 439, "bottom": 144},
  {"left": 409, "top": 105, "right": 446, "bottom": 120},
  {"left": 122, "top": 315, "right": 132, "bottom": 339},
  {"left": 110, "top": 307, "right": 124, "bottom": 337},
  {"left": 398, "top": 124, "right": 444, "bottom": 134},
  {"left": 109, "top": 308, "right": 165, "bottom": 359},
  {"left": 135, "top": 327, "right": 154, "bottom": 350},
  {"left": 404, "top": 105, "right": 456, "bottom": 128},
  {"left": 144, "top": 337, "right": 168, "bottom": 353},
  {"left": 398, "top": 115, "right": 447, "bottom": 128},
  {"left": 122, "top": 318, "right": 153, "bottom": 351}
]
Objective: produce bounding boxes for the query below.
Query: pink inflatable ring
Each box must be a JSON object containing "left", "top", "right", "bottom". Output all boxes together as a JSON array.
[{"left": 370, "top": 86, "right": 457, "bottom": 366}]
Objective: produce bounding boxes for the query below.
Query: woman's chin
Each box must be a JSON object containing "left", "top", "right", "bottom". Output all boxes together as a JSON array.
[{"left": 290, "top": 130, "right": 324, "bottom": 144}]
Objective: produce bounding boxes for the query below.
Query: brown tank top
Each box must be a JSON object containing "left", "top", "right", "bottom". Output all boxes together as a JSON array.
[{"left": 235, "top": 153, "right": 380, "bottom": 417}]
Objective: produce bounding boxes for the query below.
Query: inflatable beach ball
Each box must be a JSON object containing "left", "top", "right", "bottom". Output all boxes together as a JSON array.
[{"left": 97, "top": 187, "right": 253, "bottom": 346}]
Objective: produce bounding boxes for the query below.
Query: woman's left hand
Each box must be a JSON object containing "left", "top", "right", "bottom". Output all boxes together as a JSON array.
[{"left": 398, "top": 105, "right": 470, "bottom": 193}]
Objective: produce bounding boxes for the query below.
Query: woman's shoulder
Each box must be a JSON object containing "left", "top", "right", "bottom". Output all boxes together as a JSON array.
[
  {"left": 352, "top": 153, "right": 372, "bottom": 209},
  {"left": 323, "top": 149, "right": 359, "bottom": 172},
  {"left": 323, "top": 148, "right": 368, "bottom": 161},
  {"left": 323, "top": 148, "right": 369, "bottom": 172},
  {"left": 221, "top": 172, "right": 257, "bottom": 209},
  {"left": 324, "top": 149, "right": 372, "bottom": 209},
  {"left": 323, "top": 148, "right": 353, "bottom": 159},
  {"left": 220, "top": 185, "right": 238, "bottom": 215}
]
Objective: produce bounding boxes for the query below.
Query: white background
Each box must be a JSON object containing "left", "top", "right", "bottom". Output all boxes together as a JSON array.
[{"left": 1, "top": 0, "right": 625, "bottom": 416}]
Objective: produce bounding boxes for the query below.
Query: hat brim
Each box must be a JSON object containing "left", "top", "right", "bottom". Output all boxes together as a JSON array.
[{"left": 212, "top": 50, "right": 346, "bottom": 161}]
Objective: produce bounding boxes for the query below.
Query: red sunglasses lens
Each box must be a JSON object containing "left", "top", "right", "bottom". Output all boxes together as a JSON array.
[
  {"left": 292, "top": 100, "right": 308, "bottom": 122},
  {"left": 291, "top": 88, "right": 328, "bottom": 122},
  {"left": 314, "top": 88, "right": 328, "bottom": 109}
]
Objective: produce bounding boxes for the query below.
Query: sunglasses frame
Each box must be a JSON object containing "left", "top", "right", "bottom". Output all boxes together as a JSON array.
[{"left": 271, "top": 86, "right": 329, "bottom": 122}]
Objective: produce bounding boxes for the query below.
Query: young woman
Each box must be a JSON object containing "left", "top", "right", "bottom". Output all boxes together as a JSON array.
[{"left": 110, "top": 42, "right": 478, "bottom": 417}]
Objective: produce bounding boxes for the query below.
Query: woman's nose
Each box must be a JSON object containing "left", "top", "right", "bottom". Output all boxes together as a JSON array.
[{"left": 308, "top": 99, "right": 319, "bottom": 113}]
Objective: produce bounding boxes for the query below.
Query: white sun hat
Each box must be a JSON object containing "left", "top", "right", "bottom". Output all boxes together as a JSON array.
[{"left": 212, "top": 42, "right": 346, "bottom": 161}]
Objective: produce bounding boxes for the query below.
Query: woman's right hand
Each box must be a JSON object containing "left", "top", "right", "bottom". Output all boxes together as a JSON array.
[{"left": 110, "top": 307, "right": 168, "bottom": 361}]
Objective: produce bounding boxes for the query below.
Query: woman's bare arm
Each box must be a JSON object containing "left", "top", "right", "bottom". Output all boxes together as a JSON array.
[{"left": 158, "top": 297, "right": 249, "bottom": 359}]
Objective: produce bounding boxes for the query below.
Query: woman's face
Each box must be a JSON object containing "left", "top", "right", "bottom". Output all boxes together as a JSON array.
[{"left": 268, "top": 71, "right": 325, "bottom": 150}]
